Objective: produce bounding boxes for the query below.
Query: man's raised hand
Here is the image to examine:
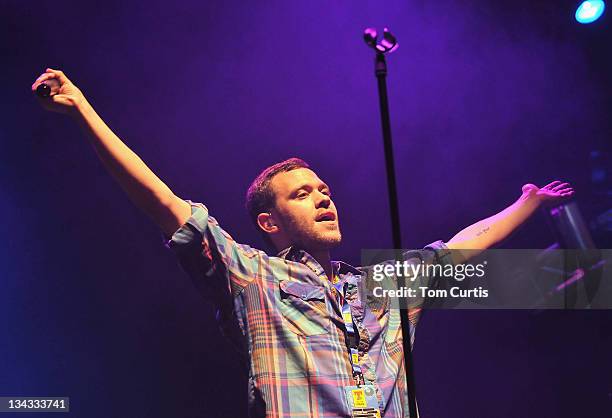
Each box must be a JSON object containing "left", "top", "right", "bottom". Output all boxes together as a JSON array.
[
  {"left": 31, "top": 69, "right": 84, "bottom": 115},
  {"left": 522, "top": 181, "right": 575, "bottom": 203}
]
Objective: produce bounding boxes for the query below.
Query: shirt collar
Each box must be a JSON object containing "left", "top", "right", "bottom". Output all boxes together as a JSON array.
[
  {"left": 277, "top": 246, "right": 362, "bottom": 279},
  {"left": 332, "top": 260, "right": 362, "bottom": 276}
]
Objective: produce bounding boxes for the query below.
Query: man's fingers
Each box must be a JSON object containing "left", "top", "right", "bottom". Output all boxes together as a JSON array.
[
  {"left": 33, "top": 68, "right": 72, "bottom": 92},
  {"left": 32, "top": 73, "right": 55, "bottom": 90},
  {"left": 35, "top": 74, "right": 50, "bottom": 84},
  {"left": 46, "top": 68, "right": 69, "bottom": 84},
  {"left": 542, "top": 180, "right": 562, "bottom": 189},
  {"left": 552, "top": 182, "right": 570, "bottom": 191},
  {"left": 556, "top": 188, "right": 573, "bottom": 195}
]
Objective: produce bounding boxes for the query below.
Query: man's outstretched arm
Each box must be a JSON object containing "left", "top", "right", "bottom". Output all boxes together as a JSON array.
[
  {"left": 32, "top": 68, "right": 191, "bottom": 236},
  {"left": 446, "top": 182, "right": 574, "bottom": 261}
]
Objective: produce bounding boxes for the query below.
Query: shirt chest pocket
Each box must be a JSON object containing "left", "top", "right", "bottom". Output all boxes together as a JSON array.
[{"left": 279, "top": 281, "right": 330, "bottom": 336}]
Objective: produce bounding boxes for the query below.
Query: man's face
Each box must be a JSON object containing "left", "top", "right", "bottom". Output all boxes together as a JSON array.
[{"left": 269, "top": 168, "right": 342, "bottom": 251}]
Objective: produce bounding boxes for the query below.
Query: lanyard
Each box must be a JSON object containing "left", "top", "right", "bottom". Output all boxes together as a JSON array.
[{"left": 332, "top": 275, "right": 365, "bottom": 386}]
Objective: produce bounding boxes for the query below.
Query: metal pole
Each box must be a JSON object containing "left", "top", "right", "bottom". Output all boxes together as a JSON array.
[{"left": 370, "top": 42, "right": 419, "bottom": 417}]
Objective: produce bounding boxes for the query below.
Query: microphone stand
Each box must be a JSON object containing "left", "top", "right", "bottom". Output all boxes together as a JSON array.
[{"left": 364, "top": 28, "right": 419, "bottom": 417}]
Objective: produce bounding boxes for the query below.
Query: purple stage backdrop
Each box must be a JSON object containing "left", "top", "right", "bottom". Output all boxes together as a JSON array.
[{"left": 1, "top": 1, "right": 611, "bottom": 417}]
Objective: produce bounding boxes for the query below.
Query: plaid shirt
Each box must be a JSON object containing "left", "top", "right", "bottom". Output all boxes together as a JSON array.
[{"left": 166, "top": 202, "right": 452, "bottom": 417}]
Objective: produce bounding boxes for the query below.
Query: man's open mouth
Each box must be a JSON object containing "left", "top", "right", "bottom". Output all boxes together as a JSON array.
[{"left": 315, "top": 211, "right": 336, "bottom": 222}]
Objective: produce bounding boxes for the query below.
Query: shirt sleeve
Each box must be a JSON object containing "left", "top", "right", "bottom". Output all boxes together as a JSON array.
[
  {"left": 402, "top": 240, "right": 454, "bottom": 333},
  {"left": 362, "top": 241, "right": 453, "bottom": 348},
  {"left": 165, "top": 200, "right": 267, "bottom": 301}
]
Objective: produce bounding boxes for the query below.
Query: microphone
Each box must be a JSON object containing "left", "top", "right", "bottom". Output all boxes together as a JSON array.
[
  {"left": 363, "top": 27, "right": 398, "bottom": 53},
  {"left": 35, "top": 78, "right": 60, "bottom": 98}
]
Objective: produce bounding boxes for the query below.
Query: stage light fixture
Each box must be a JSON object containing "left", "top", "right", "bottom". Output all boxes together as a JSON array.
[{"left": 575, "top": 0, "right": 606, "bottom": 24}]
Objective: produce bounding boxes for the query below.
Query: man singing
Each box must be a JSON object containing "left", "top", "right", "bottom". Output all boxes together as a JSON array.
[{"left": 32, "top": 68, "right": 573, "bottom": 417}]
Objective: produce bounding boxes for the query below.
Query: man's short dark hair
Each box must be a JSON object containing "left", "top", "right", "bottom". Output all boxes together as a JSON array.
[{"left": 245, "top": 157, "right": 310, "bottom": 245}]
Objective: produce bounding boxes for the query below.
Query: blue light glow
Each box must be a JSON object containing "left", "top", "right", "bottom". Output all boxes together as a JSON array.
[{"left": 575, "top": 0, "right": 606, "bottom": 24}]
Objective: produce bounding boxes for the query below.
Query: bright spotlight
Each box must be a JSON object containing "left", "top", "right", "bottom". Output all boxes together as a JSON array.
[{"left": 575, "top": 0, "right": 606, "bottom": 24}]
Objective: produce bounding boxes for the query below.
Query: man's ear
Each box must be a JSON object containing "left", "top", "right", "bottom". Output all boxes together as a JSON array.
[{"left": 257, "top": 212, "right": 279, "bottom": 234}]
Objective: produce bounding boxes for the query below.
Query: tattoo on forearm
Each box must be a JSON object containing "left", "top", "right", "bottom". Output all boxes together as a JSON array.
[{"left": 476, "top": 227, "right": 490, "bottom": 237}]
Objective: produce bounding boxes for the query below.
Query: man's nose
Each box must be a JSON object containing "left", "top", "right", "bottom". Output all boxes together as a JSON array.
[{"left": 315, "top": 191, "right": 331, "bottom": 208}]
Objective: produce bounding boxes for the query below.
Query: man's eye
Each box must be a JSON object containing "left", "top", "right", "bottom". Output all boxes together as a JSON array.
[{"left": 296, "top": 192, "right": 308, "bottom": 199}]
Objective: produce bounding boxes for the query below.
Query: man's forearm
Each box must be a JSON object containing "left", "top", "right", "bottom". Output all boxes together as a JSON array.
[
  {"left": 446, "top": 190, "right": 542, "bottom": 257},
  {"left": 74, "top": 98, "right": 191, "bottom": 236}
]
